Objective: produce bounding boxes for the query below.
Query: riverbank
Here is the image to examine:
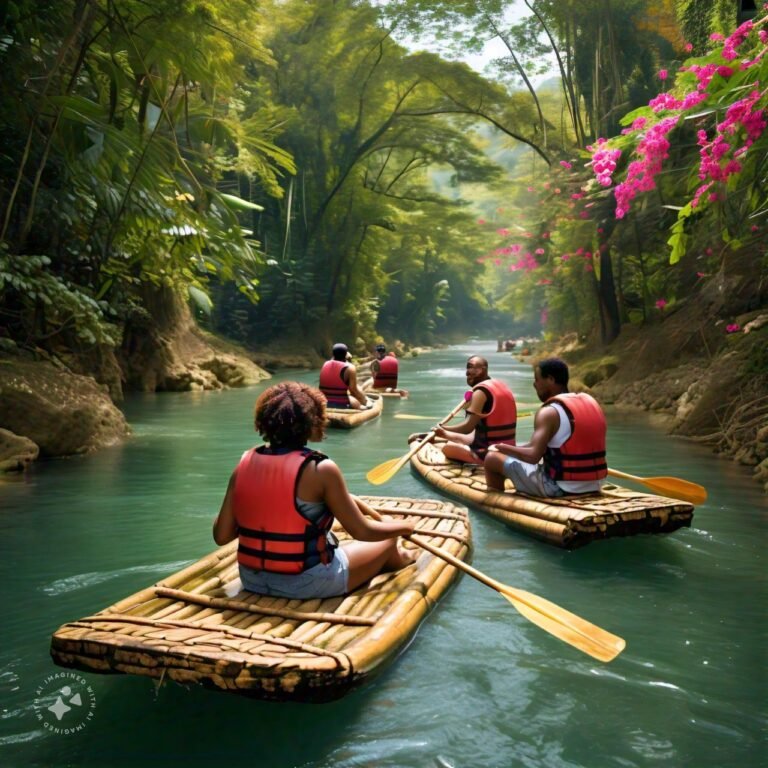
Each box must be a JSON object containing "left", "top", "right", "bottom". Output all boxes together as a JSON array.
[{"left": 519, "top": 308, "right": 768, "bottom": 492}]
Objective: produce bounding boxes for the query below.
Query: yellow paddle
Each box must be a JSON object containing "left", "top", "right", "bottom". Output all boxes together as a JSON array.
[
  {"left": 354, "top": 497, "right": 625, "bottom": 662},
  {"left": 395, "top": 410, "right": 533, "bottom": 421},
  {"left": 607, "top": 468, "right": 707, "bottom": 505},
  {"left": 366, "top": 399, "right": 466, "bottom": 485},
  {"left": 408, "top": 534, "right": 625, "bottom": 662}
]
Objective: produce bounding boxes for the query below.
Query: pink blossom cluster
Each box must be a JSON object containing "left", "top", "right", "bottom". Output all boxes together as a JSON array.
[
  {"left": 721, "top": 21, "right": 753, "bottom": 60},
  {"left": 599, "top": 9, "right": 767, "bottom": 220},
  {"left": 590, "top": 144, "right": 622, "bottom": 187},
  {"left": 613, "top": 117, "right": 679, "bottom": 218}
]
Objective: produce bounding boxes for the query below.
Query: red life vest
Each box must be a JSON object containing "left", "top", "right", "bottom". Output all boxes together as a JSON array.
[
  {"left": 373, "top": 354, "right": 399, "bottom": 388},
  {"left": 543, "top": 394, "right": 608, "bottom": 481},
  {"left": 470, "top": 378, "right": 517, "bottom": 458},
  {"left": 319, "top": 360, "right": 350, "bottom": 407},
  {"left": 232, "top": 447, "right": 337, "bottom": 574}
]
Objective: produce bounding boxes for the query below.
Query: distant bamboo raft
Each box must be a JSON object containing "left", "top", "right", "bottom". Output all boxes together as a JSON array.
[
  {"left": 325, "top": 392, "right": 383, "bottom": 429},
  {"left": 409, "top": 441, "right": 693, "bottom": 549},
  {"left": 49, "top": 496, "right": 471, "bottom": 702}
]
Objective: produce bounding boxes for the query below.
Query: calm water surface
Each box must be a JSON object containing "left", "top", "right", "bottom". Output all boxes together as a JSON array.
[{"left": 0, "top": 341, "right": 765, "bottom": 767}]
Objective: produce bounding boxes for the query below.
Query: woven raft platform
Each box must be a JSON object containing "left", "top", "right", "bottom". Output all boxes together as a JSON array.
[
  {"left": 50, "top": 496, "right": 471, "bottom": 702},
  {"left": 326, "top": 392, "right": 383, "bottom": 429},
  {"left": 410, "top": 441, "right": 693, "bottom": 549}
]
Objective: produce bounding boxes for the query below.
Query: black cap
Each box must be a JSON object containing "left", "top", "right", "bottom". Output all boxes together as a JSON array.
[
  {"left": 332, "top": 342, "right": 348, "bottom": 360},
  {"left": 375, "top": 343, "right": 386, "bottom": 353}
]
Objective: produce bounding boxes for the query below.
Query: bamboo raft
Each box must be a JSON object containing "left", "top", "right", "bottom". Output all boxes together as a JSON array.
[
  {"left": 409, "top": 441, "right": 694, "bottom": 549},
  {"left": 49, "top": 496, "right": 471, "bottom": 702},
  {"left": 326, "top": 392, "right": 383, "bottom": 429}
]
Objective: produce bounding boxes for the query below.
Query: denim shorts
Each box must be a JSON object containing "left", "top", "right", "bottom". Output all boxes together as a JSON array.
[
  {"left": 238, "top": 546, "right": 350, "bottom": 599},
  {"left": 502, "top": 458, "right": 565, "bottom": 497}
]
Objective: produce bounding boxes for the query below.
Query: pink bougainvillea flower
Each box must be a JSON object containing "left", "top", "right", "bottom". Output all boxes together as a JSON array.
[
  {"left": 751, "top": 225, "right": 760, "bottom": 232},
  {"left": 478, "top": 219, "right": 486, "bottom": 225},
  {"left": 597, "top": 227, "right": 604, "bottom": 234},
  {"left": 537, "top": 278, "right": 552, "bottom": 285},
  {"left": 658, "top": 69, "right": 668, "bottom": 80},
  {"left": 527, "top": 186, "right": 535, "bottom": 192},
  {"left": 726, "top": 323, "right": 741, "bottom": 333},
  {"left": 496, "top": 228, "right": 510, "bottom": 236},
  {"left": 685, "top": 42, "right": 693, "bottom": 52},
  {"left": 706, "top": 247, "right": 713, "bottom": 255},
  {"left": 655, "top": 299, "right": 668, "bottom": 309},
  {"left": 494, "top": 259, "right": 501, "bottom": 266},
  {"left": 535, "top": 248, "right": 545, "bottom": 255},
  {"left": 696, "top": 271, "right": 706, "bottom": 277},
  {"left": 542, "top": 231, "right": 550, "bottom": 239},
  {"left": 561, "top": 253, "right": 570, "bottom": 261},
  {"left": 559, "top": 160, "right": 573, "bottom": 170},
  {"left": 709, "top": 33, "right": 725, "bottom": 42},
  {"left": 584, "top": 263, "right": 594, "bottom": 272}
]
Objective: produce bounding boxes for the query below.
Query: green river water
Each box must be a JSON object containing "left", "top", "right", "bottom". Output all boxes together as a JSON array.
[{"left": 0, "top": 340, "right": 765, "bottom": 767}]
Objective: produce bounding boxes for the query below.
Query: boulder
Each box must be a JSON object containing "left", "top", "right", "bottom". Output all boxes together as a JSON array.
[
  {"left": 0, "top": 358, "right": 130, "bottom": 457},
  {"left": 0, "top": 428, "right": 39, "bottom": 471}
]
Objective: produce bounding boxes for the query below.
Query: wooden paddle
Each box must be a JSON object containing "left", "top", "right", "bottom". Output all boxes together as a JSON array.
[
  {"left": 407, "top": 534, "right": 625, "bottom": 662},
  {"left": 354, "top": 497, "right": 624, "bottom": 662},
  {"left": 395, "top": 410, "right": 534, "bottom": 421},
  {"left": 366, "top": 399, "right": 466, "bottom": 485},
  {"left": 607, "top": 468, "right": 707, "bottom": 505}
]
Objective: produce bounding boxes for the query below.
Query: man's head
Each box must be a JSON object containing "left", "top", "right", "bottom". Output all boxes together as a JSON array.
[
  {"left": 332, "top": 342, "right": 350, "bottom": 362},
  {"left": 534, "top": 357, "right": 569, "bottom": 401},
  {"left": 374, "top": 343, "right": 386, "bottom": 359},
  {"left": 465, "top": 355, "right": 489, "bottom": 387}
]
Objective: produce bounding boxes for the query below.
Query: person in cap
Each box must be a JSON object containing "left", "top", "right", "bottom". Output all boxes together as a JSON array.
[
  {"left": 318, "top": 342, "right": 371, "bottom": 409},
  {"left": 362, "top": 343, "right": 409, "bottom": 398}
]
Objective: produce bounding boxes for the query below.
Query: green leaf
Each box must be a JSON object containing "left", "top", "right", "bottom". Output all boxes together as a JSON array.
[{"left": 219, "top": 193, "right": 264, "bottom": 212}]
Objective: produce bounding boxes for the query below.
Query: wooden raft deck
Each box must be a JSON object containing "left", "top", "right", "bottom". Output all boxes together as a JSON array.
[
  {"left": 49, "top": 496, "right": 471, "bottom": 702},
  {"left": 326, "top": 392, "right": 383, "bottom": 429},
  {"left": 410, "top": 442, "right": 693, "bottom": 549}
]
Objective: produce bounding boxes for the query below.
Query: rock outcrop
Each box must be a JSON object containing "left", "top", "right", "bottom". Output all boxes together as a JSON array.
[{"left": 0, "top": 357, "right": 130, "bottom": 462}]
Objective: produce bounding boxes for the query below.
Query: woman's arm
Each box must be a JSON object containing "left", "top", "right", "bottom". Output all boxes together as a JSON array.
[
  {"left": 212, "top": 472, "right": 239, "bottom": 545},
  {"left": 316, "top": 460, "right": 413, "bottom": 540}
]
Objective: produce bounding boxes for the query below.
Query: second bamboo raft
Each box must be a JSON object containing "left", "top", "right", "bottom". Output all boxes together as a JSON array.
[
  {"left": 410, "top": 440, "right": 693, "bottom": 549},
  {"left": 326, "top": 392, "right": 383, "bottom": 429}
]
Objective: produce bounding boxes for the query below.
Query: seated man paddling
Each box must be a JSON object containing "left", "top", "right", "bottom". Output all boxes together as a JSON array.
[
  {"left": 484, "top": 357, "right": 607, "bottom": 497},
  {"left": 434, "top": 355, "right": 517, "bottom": 464},
  {"left": 319, "top": 342, "right": 372, "bottom": 410}
]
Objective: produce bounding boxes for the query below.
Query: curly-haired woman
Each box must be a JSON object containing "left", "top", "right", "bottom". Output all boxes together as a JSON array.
[{"left": 213, "top": 381, "right": 416, "bottom": 598}]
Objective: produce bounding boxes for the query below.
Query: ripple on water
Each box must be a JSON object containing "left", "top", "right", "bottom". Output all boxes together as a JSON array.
[{"left": 39, "top": 560, "right": 192, "bottom": 596}]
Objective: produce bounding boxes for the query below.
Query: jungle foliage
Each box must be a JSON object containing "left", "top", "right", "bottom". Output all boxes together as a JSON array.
[{"left": 0, "top": 0, "right": 764, "bottom": 368}]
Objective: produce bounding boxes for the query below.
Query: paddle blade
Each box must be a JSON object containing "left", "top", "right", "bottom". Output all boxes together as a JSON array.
[
  {"left": 639, "top": 477, "right": 707, "bottom": 505},
  {"left": 607, "top": 469, "right": 707, "bottom": 505},
  {"left": 365, "top": 457, "right": 404, "bottom": 485},
  {"left": 500, "top": 586, "right": 626, "bottom": 663}
]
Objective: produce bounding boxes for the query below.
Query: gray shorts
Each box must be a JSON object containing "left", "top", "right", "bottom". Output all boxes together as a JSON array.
[
  {"left": 502, "top": 458, "right": 565, "bottom": 498},
  {"left": 239, "top": 545, "right": 350, "bottom": 599}
]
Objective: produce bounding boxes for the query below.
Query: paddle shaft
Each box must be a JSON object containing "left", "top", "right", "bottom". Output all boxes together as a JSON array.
[{"left": 366, "top": 399, "right": 467, "bottom": 482}]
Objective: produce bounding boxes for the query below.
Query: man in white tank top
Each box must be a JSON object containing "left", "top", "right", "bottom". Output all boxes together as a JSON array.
[{"left": 484, "top": 358, "right": 606, "bottom": 497}]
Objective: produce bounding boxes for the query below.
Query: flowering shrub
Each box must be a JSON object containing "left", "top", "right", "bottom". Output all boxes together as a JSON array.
[{"left": 588, "top": 8, "right": 767, "bottom": 262}]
